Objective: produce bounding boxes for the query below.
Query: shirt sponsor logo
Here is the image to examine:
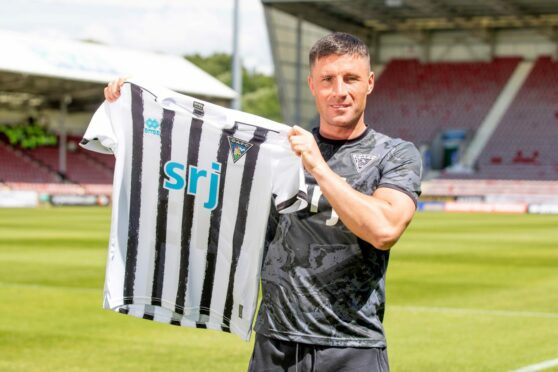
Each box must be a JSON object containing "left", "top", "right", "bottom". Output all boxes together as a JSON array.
[{"left": 163, "top": 161, "right": 222, "bottom": 210}]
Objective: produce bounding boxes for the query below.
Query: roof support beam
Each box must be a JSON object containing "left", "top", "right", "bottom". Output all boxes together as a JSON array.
[
  {"left": 269, "top": 2, "right": 370, "bottom": 40},
  {"left": 469, "top": 28, "right": 496, "bottom": 59},
  {"left": 487, "top": 0, "right": 526, "bottom": 17},
  {"left": 294, "top": 14, "right": 303, "bottom": 125},
  {"left": 406, "top": 0, "right": 458, "bottom": 18}
]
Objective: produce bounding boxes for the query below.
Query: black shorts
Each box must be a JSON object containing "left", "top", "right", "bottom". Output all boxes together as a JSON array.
[{"left": 248, "top": 333, "right": 390, "bottom": 372}]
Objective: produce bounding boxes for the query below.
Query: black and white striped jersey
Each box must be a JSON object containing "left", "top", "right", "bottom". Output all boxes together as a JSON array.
[{"left": 80, "top": 81, "right": 308, "bottom": 341}]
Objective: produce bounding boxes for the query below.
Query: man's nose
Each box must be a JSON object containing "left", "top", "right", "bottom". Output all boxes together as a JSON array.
[{"left": 332, "top": 78, "right": 348, "bottom": 96}]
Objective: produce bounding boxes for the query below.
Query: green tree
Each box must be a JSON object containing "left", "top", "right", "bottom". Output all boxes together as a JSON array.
[
  {"left": 186, "top": 53, "right": 232, "bottom": 86},
  {"left": 185, "top": 53, "right": 282, "bottom": 122}
]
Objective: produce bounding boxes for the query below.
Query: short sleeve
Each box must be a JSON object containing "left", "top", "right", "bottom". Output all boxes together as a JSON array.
[
  {"left": 271, "top": 145, "right": 308, "bottom": 214},
  {"left": 377, "top": 141, "right": 422, "bottom": 206},
  {"left": 79, "top": 101, "right": 117, "bottom": 155}
]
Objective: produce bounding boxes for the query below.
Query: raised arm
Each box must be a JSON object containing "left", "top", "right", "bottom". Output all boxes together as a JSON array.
[{"left": 288, "top": 125, "right": 419, "bottom": 250}]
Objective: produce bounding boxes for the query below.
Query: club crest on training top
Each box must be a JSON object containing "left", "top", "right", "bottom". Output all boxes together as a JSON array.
[
  {"left": 351, "top": 153, "right": 377, "bottom": 173},
  {"left": 228, "top": 136, "right": 253, "bottom": 163}
]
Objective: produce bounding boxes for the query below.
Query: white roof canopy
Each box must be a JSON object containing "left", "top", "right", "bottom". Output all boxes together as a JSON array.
[{"left": 0, "top": 29, "right": 237, "bottom": 111}]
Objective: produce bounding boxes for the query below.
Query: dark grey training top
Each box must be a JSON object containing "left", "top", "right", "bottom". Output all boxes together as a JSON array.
[{"left": 255, "top": 126, "right": 422, "bottom": 347}]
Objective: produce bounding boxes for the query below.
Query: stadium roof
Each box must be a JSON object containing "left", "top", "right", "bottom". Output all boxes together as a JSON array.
[
  {"left": 262, "top": 0, "right": 558, "bottom": 33},
  {"left": 0, "top": 30, "right": 237, "bottom": 112}
]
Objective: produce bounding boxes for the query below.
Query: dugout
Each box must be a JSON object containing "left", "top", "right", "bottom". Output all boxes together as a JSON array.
[{"left": 0, "top": 29, "right": 237, "bottom": 178}]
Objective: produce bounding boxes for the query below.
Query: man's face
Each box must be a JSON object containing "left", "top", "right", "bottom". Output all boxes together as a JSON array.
[{"left": 308, "top": 53, "right": 374, "bottom": 129}]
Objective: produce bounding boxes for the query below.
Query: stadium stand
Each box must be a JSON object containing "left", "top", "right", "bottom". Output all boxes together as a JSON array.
[
  {"left": 2, "top": 54, "right": 555, "bottom": 188},
  {"left": 365, "top": 57, "right": 521, "bottom": 147},
  {"left": 80, "top": 148, "right": 115, "bottom": 171},
  {"left": 0, "top": 140, "right": 59, "bottom": 183},
  {"left": 68, "top": 136, "right": 115, "bottom": 171},
  {"left": 0, "top": 126, "right": 114, "bottom": 186},
  {"left": 471, "top": 56, "right": 558, "bottom": 180},
  {"left": 24, "top": 145, "right": 113, "bottom": 184}
]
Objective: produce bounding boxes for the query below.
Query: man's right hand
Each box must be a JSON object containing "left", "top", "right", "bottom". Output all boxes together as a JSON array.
[{"left": 104, "top": 77, "right": 128, "bottom": 102}]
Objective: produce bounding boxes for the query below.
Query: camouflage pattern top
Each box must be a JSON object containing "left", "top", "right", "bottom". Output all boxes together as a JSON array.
[{"left": 254, "top": 126, "right": 422, "bottom": 347}]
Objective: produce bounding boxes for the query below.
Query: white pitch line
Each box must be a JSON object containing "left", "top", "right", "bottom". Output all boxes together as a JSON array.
[
  {"left": 391, "top": 305, "right": 558, "bottom": 319},
  {"left": 511, "top": 358, "right": 558, "bottom": 372}
]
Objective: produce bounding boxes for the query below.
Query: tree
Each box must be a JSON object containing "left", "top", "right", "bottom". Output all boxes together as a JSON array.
[{"left": 185, "top": 53, "right": 282, "bottom": 122}]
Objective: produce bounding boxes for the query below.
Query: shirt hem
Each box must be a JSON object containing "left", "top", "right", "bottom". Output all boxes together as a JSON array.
[
  {"left": 254, "top": 328, "right": 387, "bottom": 348},
  {"left": 105, "top": 296, "right": 251, "bottom": 341}
]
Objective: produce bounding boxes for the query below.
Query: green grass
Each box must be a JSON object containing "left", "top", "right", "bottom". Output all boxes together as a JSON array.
[
  {"left": 387, "top": 213, "right": 558, "bottom": 371},
  {"left": 0, "top": 208, "right": 557, "bottom": 371}
]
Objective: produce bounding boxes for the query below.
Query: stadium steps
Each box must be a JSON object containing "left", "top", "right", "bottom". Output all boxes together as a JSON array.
[
  {"left": 75, "top": 151, "right": 114, "bottom": 182},
  {"left": 24, "top": 145, "right": 113, "bottom": 184},
  {"left": 0, "top": 140, "right": 60, "bottom": 183},
  {"left": 461, "top": 60, "right": 535, "bottom": 168},
  {"left": 469, "top": 56, "right": 558, "bottom": 180},
  {"left": 364, "top": 57, "right": 521, "bottom": 146},
  {"left": 67, "top": 136, "right": 115, "bottom": 172},
  {"left": 78, "top": 148, "right": 115, "bottom": 172}
]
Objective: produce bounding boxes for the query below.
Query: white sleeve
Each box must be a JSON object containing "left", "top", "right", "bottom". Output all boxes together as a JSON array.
[
  {"left": 271, "top": 144, "right": 308, "bottom": 214},
  {"left": 79, "top": 101, "right": 117, "bottom": 154}
]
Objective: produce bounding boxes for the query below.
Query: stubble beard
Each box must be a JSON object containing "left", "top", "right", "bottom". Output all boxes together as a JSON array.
[{"left": 323, "top": 107, "right": 363, "bottom": 130}]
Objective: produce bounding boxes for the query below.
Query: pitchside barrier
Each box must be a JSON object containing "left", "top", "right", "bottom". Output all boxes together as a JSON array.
[
  {"left": 0, "top": 182, "right": 111, "bottom": 207},
  {"left": 418, "top": 179, "right": 558, "bottom": 214},
  {"left": 418, "top": 200, "right": 558, "bottom": 214},
  {"left": 0, "top": 190, "right": 38, "bottom": 208},
  {"left": 1, "top": 180, "right": 557, "bottom": 213}
]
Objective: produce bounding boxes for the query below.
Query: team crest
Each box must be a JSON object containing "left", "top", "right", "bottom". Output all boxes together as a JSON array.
[
  {"left": 351, "top": 153, "right": 377, "bottom": 173},
  {"left": 227, "top": 136, "right": 253, "bottom": 163}
]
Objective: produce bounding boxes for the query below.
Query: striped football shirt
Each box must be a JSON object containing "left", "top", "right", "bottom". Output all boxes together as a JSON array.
[{"left": 80, "top": 81, "right": 308, "bottom": 341}]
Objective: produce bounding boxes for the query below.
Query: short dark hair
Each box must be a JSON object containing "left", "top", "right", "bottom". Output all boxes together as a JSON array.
[{"left": 309, "top": 32, "right": 370, "bottom": 69}]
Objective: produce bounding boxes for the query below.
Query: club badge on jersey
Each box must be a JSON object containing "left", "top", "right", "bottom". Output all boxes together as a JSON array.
[{"left": 228, "top": 136, "right": 253, "bottom": 163}]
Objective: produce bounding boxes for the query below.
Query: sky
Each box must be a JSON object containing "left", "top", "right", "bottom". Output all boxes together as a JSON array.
[{"left": 0, "top": 0, "right": 274, "bottom": 74}]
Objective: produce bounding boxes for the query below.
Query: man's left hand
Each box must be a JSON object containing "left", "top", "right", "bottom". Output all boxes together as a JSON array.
[{"left": 288, "top": 125, "right": 327, "bottom": 175}]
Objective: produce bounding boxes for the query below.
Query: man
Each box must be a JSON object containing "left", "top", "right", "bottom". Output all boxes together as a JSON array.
[
  {"left": 248, "top": 32, "right": 421, "bottom": 372},
  {"left": 104, "top": 32, "right": 421, "bottom": 371}
]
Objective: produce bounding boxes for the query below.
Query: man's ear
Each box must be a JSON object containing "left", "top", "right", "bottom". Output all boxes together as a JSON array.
[
  {"left": 307, "top": 74, "right": 316, "bottom": 97},
  {"left": 367, "top": 71, "right": 375, "bottom": 95}
]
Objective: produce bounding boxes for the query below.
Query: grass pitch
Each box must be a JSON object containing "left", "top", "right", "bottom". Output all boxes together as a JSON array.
[{"left": 0, "top": 207, "right": 557, "bottom": 371}]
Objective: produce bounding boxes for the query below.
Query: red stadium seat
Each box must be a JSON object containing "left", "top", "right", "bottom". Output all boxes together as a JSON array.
[
  {"left": 474, "top": 57, "right": 558, "bottom": 180},
  {"left": 365, "top": 58, "right": 521, "bottom": 149},
  {"left": 0, "top": 140, "right": 59, "bottom": 183}
]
